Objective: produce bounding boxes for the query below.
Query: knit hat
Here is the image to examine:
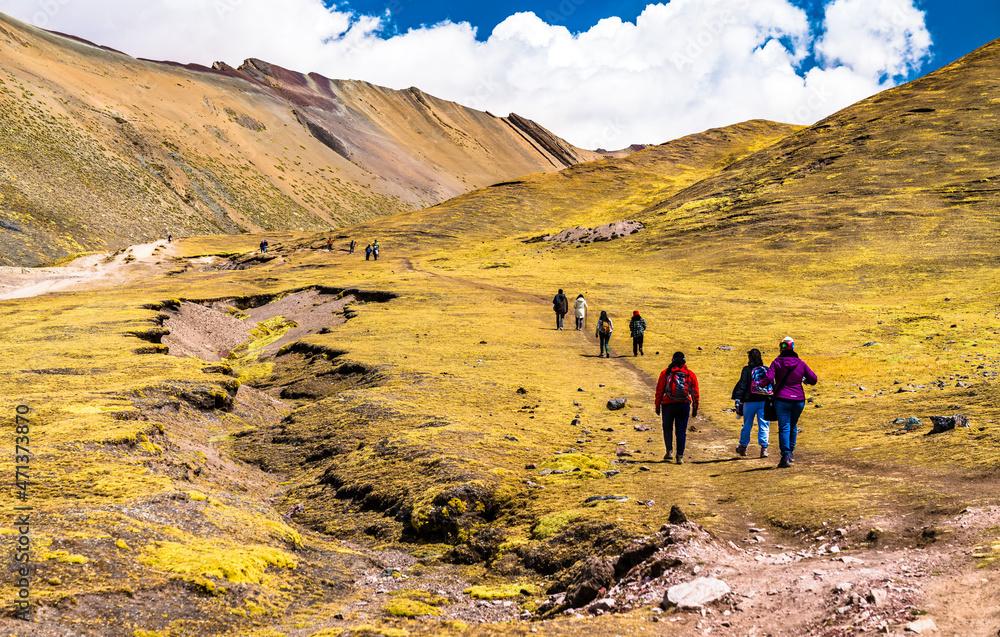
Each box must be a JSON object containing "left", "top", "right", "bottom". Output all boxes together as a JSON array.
[
  {"left": 780, "top": 336, "right": 795, "bottom": 350},
  {"left": 633, "top": 310, "right": 640, "bottom": 316}
]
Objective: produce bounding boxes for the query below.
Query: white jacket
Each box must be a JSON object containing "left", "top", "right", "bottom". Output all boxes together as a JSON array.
[{"left": 574, "top": 297, "right": 588, "bottom": 318}]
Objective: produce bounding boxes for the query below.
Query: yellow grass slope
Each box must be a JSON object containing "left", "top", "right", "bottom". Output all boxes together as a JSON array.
[{"left": 2, "top": 37, "right": 1000, "bottom": 637}]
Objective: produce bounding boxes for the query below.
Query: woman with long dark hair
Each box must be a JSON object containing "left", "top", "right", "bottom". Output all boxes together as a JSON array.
[
  {"left": 731, "top": 348, "right": 771, "bottom": 458},
  {"left": 764, "top": 336, "right": 818, "bottom": 468}
]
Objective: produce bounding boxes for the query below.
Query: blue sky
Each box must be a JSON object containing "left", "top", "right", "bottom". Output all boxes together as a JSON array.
[
  {"left": 336, "top": 0, "right": 998, "bottom": 80},
  {"left": 1, "top": 0, "right": 996, "bottom": 147}
]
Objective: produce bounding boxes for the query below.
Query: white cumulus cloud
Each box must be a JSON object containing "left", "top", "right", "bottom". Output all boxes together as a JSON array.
[{"left": 0, "top": 0, "right": 932, "bottom": 148}]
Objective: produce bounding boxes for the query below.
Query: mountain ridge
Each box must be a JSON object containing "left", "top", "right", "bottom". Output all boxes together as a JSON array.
[{"left": 0, "top": 11, "right": 608, "bottom": 266}]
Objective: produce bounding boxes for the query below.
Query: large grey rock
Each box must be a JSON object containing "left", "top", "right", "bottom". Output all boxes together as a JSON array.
[
  {"left": 929, "top": 414, "right": 968, "bottom": 434},
  {"left": 664, "top": 577, "right": 730, "bottom": 609},
  {"left": 607, "top": 398, "right": 627, "bottom": 410}
]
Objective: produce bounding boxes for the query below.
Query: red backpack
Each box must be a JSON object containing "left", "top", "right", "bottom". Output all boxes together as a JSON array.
[{"left": 665, "top": 369, "right": 690, "bottom": 401}]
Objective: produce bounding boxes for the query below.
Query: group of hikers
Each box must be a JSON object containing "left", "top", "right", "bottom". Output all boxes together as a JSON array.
[
  {"left": 552, "top": 290, "right": 646, "bottom": 357},
  {"left": 653, "top": 338, "right": 817, "bottom": 468},
  {"left": 552, "top": 292, "right": 817, "bottom": 469},
  {"left": 318, "top": 238, "right": 381, "bottom": 260}
]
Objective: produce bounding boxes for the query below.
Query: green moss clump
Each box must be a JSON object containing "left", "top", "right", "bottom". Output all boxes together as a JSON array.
[
  {"left": 540, "top": 453, "right": 611, "bottom": 478},
  {"left": 385, "top": 598, "right": 440, "bottom": 617},
  {"left": 138, "top": 539, "right": 297, "bottom": 585},
  {"left": 463, "top": 584, "right": 539, "bottom": 599},
  {"left": 532, "top": 512, "right": 580, "bottom": 540}
]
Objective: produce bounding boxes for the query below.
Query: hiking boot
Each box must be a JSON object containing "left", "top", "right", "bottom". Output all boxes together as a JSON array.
[
  {"left": 777, "top": 455, "right": 790, "bottom": 468},
  {"left": 640, "top": 349, "right": 644, "bottom": 356},
  {"left": 664, "top": 451, "right": 672, "bottom": 462},
  {"left": 675, "top": 456, "right": 683, "bottom": 465},
  {"left": 788, "top": 452, "right": 795, "bottom": 463},
  {"left": 735, "top": 445, "right": 747, "bottom": 457},
  {"left": 760, "top": 447, "right": 769, "bottom": 458}
]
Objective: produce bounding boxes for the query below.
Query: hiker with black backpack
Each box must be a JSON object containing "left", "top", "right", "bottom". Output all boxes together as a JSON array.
[
  {"left": 595, "top": 310, "right": 613, "bottom": 357},
  {"left": 731, "top": 348, "right": 772, "bottom": 458},
  {"left": 629, "top": 311, "right": 646, "bottom": 356},
  {"left": 763, "top": 336, "right": 818, "bottom": 468},
  {"left": 655, "top": 352, "right": 699, "bottom": 464},
  {"left": 552, "top": 289, "right": 569, "bottom": 330}
]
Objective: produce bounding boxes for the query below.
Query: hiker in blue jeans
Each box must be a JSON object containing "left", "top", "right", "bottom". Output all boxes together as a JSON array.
[
  {"left": 763, "top": 336, "right": 818, "bottom": 468},
  {"left": 731, "top": 348, "right": 771, "bottom": 458}
]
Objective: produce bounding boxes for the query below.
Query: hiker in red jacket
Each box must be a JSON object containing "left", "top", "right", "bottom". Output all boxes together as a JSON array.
[{"left": 655, "top": 352, "right": 700, "bottom": 464}]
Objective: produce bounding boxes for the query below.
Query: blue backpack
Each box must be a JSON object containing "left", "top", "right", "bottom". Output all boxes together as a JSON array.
[{"left": 749, "top": 366, "right": 773, "bottom": 396}]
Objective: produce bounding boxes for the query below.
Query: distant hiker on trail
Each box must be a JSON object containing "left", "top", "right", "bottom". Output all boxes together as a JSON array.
[
  {"left": 573, "top": 294, "right": 588, "bottom": 331},
  {"left": 372, "top": 239, "right": 380, "bottom": 260},
  {"left": 365, "top": 244, "right": 372, "bottom": 261},
  {"left": 763, "top": 336, "right": 818, "bottom": 468},
  {"left": 260, "top": 239, "right": 268, "bottom": 254},
  {"left": 167, "top": 234, "right": 172, "bottom": 243},
  {"left": 552, "top": 289, "right": 569, "bottom": 330},
  {"left": 327, "top": 238, "right": 333, "bottom": 251},
  {"left": 655, "top": 352, "right": 699, "bottom": 465},
  {"left": 629, "top": 311, "right": 646, "bottom": 356},
  {"left": 595, "top": 310, "right": 613, "bottom": 357},
  {"left": 731, "top": 348, "right": 771, "bottom": 458},
  {"left": 349, "top": 240, "right": 356, "bottom": 254}
]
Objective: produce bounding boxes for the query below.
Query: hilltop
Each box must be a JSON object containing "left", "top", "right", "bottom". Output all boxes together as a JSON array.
[
  {"left": 0, "top": 12, "right": 604, "bottom": 266},
  {"left": 1, "top": 23, "right": 1000, "bottom": 637}
]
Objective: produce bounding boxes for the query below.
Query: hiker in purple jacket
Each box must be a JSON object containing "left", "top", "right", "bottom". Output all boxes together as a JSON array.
[{"left": 763, "top": 336, "right": 818, "bottom": 468}]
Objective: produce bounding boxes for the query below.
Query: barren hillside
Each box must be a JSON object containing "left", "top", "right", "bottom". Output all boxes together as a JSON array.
[{"left": 0, "top": 12, "right": 603, "bottom": 266}]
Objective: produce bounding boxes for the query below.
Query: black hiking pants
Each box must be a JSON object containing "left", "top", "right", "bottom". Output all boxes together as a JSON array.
[{"left": 633, "top": 334, "right": 644, "bottom": 356}]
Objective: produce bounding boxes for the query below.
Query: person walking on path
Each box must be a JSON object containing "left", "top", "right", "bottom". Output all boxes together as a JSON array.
[
  {"left": 595, "top": 310, "right": 613, "bottom": 357},
  {"left": 167, "top": 234, "right": 172, "bottom": 244},
  {"left": 731, "top": 348, "right": 772, "bottom": 458},
  {"left": 260, "top": 239, "right": 268, "bottom": 254},
  {"left": 763, "top": 336, "right": 818, "bottom": 468},
  {"left": 629, "top": 311, "right": 646, "bottom": 356},
  {"left": 372, "top": 239, "right": 380, "bottom": 260},
  {"left": 327, "top": 238, "right": 334, "bottom": 251},
  {"left": 573, "top": 294, "right": 588, "bottom": 330},
  {"left": 655, "top": 352, "right": 700, "bottom": 464},
  {"left": 349, "top": 240, "right": 356, "bottom": 254},
  {"left": 365, "top": 244, "right": 372, "bottom": 261},
  {"left": 552, "top": 289, "right": 569, "bottom": 330}
]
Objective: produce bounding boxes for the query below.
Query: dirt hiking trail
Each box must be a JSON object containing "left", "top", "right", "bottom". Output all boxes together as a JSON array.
[{"left": 0, "top": 240, "right": 176, "bottom": 300}]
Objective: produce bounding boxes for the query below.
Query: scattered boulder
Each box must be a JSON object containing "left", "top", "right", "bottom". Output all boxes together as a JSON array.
[
  {"left": 588, "top": 598, "right": 616, "bottom": 614},
  {"left": 562, "top": 557, "right": 616, "bottom": 608},
  {"left": 669, "top": 505, "right": 688, "bottom": 525},
  {"left": 862, "top": 341, "right": 878, "bottom": 347},
  {"left": 516, "top": 387, "right": 528, "bottom": 394},
  {"left": 928, "top": 414, "right": 968, "bottom": 434},
  {"left": 904, "top": 617, "right": 938, "bottom": 634},
  {"left": 664, "top": 577, "right": 730, "bottom": 610},
  {"left": 608, "top": 398, "right": 628, "bottom": 411},
  {"left": 868, "top": 588, "right": 888, "bottom": 607},
  {"left": 525, "top": 463, "right": 537, "bottom": 470}
]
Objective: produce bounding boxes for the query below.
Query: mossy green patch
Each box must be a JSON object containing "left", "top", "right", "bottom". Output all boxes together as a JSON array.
[
  {"left": 138, "top": 539, "right": 297, "bottom": 585},
  {"left": 384, "top": 597, "right": 440, "bottom": 617},
  {"left": 463, "top": 583, "right": 539, "bottom": 599}
]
